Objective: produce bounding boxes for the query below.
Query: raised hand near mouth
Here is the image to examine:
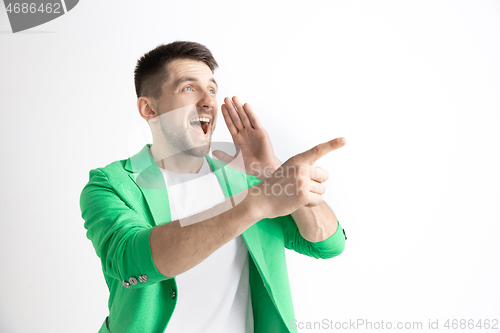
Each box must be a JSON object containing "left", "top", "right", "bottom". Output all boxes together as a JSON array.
[{"left": 213, "top": 96, "right": 282, "bottom": 179}]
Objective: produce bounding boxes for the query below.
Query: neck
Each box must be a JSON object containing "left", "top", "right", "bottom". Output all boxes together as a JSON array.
[{"left": 149, "top": 140, "right": 205, "bottom": 173}]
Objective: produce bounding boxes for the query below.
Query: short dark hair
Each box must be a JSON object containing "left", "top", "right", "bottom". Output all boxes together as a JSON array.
[{"left": 134, "top": 41, "right": 218, "bottom": 99}]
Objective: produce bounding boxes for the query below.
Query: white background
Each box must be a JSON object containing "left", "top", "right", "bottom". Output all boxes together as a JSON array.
[{"left": 1, "top": 1, "right": 499, "bottom": 332}]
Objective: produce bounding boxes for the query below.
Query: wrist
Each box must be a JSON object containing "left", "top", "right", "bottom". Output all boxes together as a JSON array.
[
  {"left": 244, "top": 183, "right": 270, "bottom": 221},
  {"left": 260, "top": 158, "right": 282, "bottom": 179},
  {"left": 271, "top": 157, "right": 283, "bottom": 172}
]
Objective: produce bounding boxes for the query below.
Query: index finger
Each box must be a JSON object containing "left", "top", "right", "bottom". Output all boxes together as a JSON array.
[
  {"left": 297, "top": 137, "right": 346, "bottom": 165},
  {"left": 242, "top": 102, "right": 263, "bottom": 129}
]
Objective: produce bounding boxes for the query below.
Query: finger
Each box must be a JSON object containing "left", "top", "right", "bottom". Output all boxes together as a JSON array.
[
  {"left": 309, "top": 166, "right": 329, "bottom": 183},
  {"left": 213, "top": 150, "right": 234, "bottom": 164},
  {"left": 232, "top": 96, "right": 252, "bottom": 129},
  {"left": 226, "top": 145, "right": 246, "bottom": 172},
  {"left": 297, "top": 137, "right": 346, "bottom": 165},
  {"left": 306, "top": 193, "right": 324, "bottom": 207},
  {"left": 212, "top": 150, "right": 234, "bottom": 164},
  {"left": 242, "top": 102, "right": 263, "bottom": 129},
  {"left": 231, "top": 144, "right": 242, "bottom": 162},
  {"left": 308, "top": 180, "right": 326, "bottom": 195},
  {"left": 224, "top": 97, "right": 244, "bottom": 130},
  {"left": 221, "top": 104, "right": 238, "bottom": 135}
]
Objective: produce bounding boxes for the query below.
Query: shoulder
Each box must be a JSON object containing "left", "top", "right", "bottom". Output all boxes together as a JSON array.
[{"left": 87, "top": 159, "right": 128, "bottom": 184}]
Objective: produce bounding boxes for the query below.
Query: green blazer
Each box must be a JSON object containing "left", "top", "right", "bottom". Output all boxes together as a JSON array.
[{"left": 80, "top": 144, "right": 346, "bottom": 333}]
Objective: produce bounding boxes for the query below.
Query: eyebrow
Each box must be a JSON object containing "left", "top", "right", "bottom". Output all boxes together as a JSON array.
[{"left": 173, "top": 76, "right": 218, "bottom": 89}]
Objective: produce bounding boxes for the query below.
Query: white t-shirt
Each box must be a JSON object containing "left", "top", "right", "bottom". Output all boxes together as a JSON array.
[{"left": 160, "top": 158, "right": 254, "bottom": 333}]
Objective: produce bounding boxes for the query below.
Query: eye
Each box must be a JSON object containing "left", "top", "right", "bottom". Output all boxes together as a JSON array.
[
  {"left": 209, "top": 88, "right": 216, "bottom": 94},
  {"left": 183, "top": 86, "right": 193, "bottom": 91}
]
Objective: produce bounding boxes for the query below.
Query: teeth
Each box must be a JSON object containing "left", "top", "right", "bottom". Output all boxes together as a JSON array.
[{"left": 190, "top": 117, "right": 210, "bottom": 123}]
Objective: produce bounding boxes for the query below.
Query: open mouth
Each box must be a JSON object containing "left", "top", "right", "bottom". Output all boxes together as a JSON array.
[{"left": 189, "top": 117, "right": 211, "bottom": 135}]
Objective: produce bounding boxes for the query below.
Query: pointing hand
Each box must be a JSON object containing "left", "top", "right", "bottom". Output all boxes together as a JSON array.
[{"left": 251, "top": 137, "right": 346, "bottom": 219}]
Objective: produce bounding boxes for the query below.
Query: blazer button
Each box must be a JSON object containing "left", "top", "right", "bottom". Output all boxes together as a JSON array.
[
  {"left": 138, "top": 275, "right": 148, "bottom": 283},
  {"left": 170, "top": 288, "right": 177, "bottom": 299},
  {"left": 129, "top": 277, "right": 138, "bottom": 286},
  {"left": 122, "top": 281, "right": 131, "bottom": 289}
]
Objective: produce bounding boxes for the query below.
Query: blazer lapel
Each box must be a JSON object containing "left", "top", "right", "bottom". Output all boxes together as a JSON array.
[
  {"left": 123, "top": 147, "right": 269, "bottom": 281},
  {"left": 206, "top": 156, "right": 269, "bottom": 281},
  {"left": 124, "top": 144, "right": 172, "bottom": 226}
]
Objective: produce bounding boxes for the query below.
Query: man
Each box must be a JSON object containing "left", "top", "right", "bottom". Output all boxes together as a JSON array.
[{"left": 80, "top": 41, "right": 347, "bottom": 333}]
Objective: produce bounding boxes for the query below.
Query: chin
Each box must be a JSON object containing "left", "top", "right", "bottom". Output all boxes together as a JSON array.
[
  {"left": 187, "top": 130, "right": 214, "bottom": 157},
  {"left": 183, "top": 144, "right": 211, "bottom": 158}
]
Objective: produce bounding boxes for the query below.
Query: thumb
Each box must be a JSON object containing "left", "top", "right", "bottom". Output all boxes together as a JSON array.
[
  {"left": 297, "top": 137, "right": 346, "bottom": 165},
  {"left": 212, "top": 150, "right": 234, "bottom": 164}
]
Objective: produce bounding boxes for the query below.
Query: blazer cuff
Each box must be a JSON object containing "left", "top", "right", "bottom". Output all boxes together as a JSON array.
[
  {"left": 133, "top": 227, "right": 171, "bottom": 285},
  {"left": 308, "top": 220, "right": 346, "bottom": 253}
]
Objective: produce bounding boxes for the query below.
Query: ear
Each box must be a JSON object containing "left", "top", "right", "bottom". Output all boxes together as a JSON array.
[{"left": 137, "top": 97, "right": 158, "bottom": 121}]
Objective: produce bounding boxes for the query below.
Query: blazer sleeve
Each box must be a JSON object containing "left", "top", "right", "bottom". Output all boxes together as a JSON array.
[
  {"left": 282, "top": 214, "right": 346, "bottom": 259},
  {"left": 80, "top": 168, "right": 170, "bottom": 288},
  {"left": 244, "top": 173, "right": 346, "bottom": 259}
]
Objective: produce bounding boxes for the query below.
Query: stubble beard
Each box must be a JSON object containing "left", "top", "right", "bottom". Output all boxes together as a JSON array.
[{"left": 158, "top": 108, "right": 214, "bottom": 158}]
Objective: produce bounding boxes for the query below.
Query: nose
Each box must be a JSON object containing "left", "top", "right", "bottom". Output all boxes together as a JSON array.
[{"left": 197, "top": 90, "right": 216, "bottom": 110}]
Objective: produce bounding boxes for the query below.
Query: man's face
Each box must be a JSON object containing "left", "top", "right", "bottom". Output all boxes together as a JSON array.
[{"left": 150, "top": 58, "right": 218, "bottom": 158}]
